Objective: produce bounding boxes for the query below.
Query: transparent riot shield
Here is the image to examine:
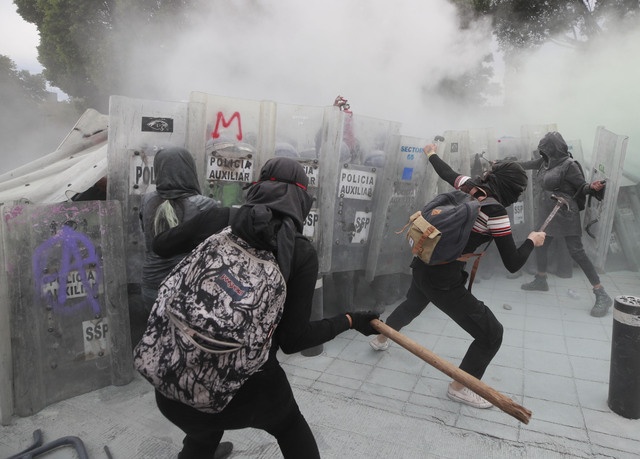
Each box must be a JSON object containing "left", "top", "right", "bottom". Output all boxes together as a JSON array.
[
  {"left": 314, "top": 109, "right": 400, "bottom": 313},
  {"left": 436, "top": 130, "right": 471, "bottom": 194},
  {"left": 468, "top": 127, "right": 499, "bottom": 166},
  {"left": 365, "top": 135, "right": 439, "bottom": 282},
  {"left": 582, "top": 126, "right": 629, "bottom": 271},
  {"left": 520, "top": 124, "right": 559, "bottom": 231},
  {"left": 187, "top": 92, "right": 274, "bottom": 207},
  {"left": 107, "top": 95, "right": 191, "bottom": 286},
  {"left": 271, "top": 102, "right": 328, "bottom": 247},
  {"left": 1, "top": 201, "right": 132, "bottom": 417},
  {"left": 610, "top": 176, "right": 640, "bottom": 271},
  {"left": 496, "top": 135, "right": 532, "bottom": 246},
  {"left": 316, "top": 110, "right": 400, "bottom": 274},
  {"left": 270, "top": 102, "right": 331, "bottom": 333}
]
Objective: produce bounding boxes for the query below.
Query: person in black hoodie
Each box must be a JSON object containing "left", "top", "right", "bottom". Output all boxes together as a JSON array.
[
  {"left": 369, "top": 143, "right": 546, "bottom": 410},
  {"left": 518, "top": 131, "right": 610, "bottom": 317},
  {"left": 152, "top": 156, "right": 379, "bottom": 459}
]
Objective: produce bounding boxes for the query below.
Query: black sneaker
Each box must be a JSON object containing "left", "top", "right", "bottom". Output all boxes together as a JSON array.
[
  {"left": 521, "top": 274, "right": 549, "bottom": 291},
  {"left": 590, "top": 288, "right": 612, "bottom": 317}
]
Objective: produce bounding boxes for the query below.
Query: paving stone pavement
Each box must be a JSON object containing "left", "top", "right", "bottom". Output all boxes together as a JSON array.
[{"left": 1, "top": 268, "right": 640, "bottom": 459}]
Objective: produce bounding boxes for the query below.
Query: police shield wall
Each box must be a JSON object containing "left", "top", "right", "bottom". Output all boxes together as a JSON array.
[{"left": 0, "top": 201, "right": 132, "bottom": 417}]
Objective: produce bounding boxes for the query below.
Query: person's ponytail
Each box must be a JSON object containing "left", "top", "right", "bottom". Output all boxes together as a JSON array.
[{"left": 153, "top": 200, "right": 180, "bottom": 235}]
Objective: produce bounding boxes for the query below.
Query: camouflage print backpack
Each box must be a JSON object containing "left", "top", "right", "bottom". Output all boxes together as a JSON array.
[{"left": 133, "top": 226, "right": 286, "bottom": 413}]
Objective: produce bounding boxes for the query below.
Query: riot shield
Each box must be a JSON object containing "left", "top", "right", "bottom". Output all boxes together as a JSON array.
[
  {"left": 582, "top": 126, "right": 629, "bottom": 271},
  {"left": 270, "top": 102, "right": 328, "bottom": 248},
  {"left": 365, "top": 135, "right": 438, "bottom": 282},
  {"left": 316, "top": 109, "right": 400, "bottom": 275},
  {"left": 436, "top": 130, "right": 471, "bottom": 194},
  {"left": 610, "top": 177, "right": 640, "bottom": 271},
  {"left": 107, "top": 96, "right": 191, "bottom": 286},
  {"left": 187, "top": 92, "right": 273, "bottom": 207},
  {"left": 312, "top": 109, "right": 400, "bottom": 313},
  {"left": 496, "top": 135, "right": 534, "bottom": 245},
  {"left": 0, "top": 201, "right": 132, "bottom": 416}
]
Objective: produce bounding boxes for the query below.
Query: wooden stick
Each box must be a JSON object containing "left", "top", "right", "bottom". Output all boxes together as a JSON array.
[{"left": 371, "top": 319, "right": 532, "bottom": 424}]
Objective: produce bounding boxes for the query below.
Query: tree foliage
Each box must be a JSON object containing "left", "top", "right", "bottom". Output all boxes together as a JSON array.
[
  {"left": 13, "top": 0, "right": 199, "bottom": 111},
  {"left": 0, "top": 54, "right": 49, "bottom": 103},
  {"left": 462, "top": 0, "right": 640, "bottom": 58}
]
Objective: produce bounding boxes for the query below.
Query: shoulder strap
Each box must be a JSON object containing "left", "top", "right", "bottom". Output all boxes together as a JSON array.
[{"left": 458, "top": 196, "right": 498, "bottom": 292}]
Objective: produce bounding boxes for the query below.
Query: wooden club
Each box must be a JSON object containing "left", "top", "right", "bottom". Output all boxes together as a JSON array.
[{"left": 370, "top": 319, "right": 532, "bottom": 424}]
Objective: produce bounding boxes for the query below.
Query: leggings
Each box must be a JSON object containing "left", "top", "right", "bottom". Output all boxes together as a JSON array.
[
  {"left": 535, "top": 235, "right": 601, "bottom": 286},
  {"left": 155, "top": 364, "right": 319, "bottom": 459},
  {"left": 385, "top": 261, "right": 503, "bottom": 380}
]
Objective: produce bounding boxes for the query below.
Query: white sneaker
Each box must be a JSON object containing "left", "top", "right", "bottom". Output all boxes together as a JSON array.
[
  {"left": 369, "top": 337, "right": 389, "bottom": 351},
  {"left": 447, "top": 384, "right": 493, "bottom": 409}
]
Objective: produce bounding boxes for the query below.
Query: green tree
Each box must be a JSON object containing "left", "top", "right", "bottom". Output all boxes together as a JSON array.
[
  {"left": 0, "top": 54, "right": 48, "bottom": 103},
  {"left": 462, "top": 0, "right": 640, "bottom": 57},
  {"left": 13, "top": 0, "right": 199, "bottom": 111}
]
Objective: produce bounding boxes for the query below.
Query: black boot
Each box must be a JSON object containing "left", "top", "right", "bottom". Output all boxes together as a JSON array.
[
  {"left": 591, "top": 287, "right": 612, "bottom": 317},
  {"left": 521, "top": 274, "right": 549, "bottom": 291}
]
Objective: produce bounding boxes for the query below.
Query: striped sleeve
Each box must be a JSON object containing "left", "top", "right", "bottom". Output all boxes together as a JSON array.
[
  {"left": 472, "top": 203, "right": 513, "bottom": 237},
  {"left": 454, "top": 175, "right": 471, "bottom": 190},
  {"left": 487, "top": 213, "right": 512, "bottom": 237}
]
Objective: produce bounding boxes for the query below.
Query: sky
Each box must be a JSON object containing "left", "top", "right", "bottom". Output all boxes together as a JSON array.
[
  {"left": 1, "top": 1, "right": 41, "bottom": 74},
  {"left": 1, "top": 0, "right": 638, "bottom": 176}
]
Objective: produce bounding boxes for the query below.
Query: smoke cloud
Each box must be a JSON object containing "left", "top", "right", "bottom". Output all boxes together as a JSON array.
[
  {"left": 115, "top": 0, "right": 638, "bottom": 175},
  {"left": 119, "top": 1, "right": 494, "bottom": 138}
]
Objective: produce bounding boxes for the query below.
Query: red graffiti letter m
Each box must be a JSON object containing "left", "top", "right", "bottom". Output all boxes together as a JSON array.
[{"left": 212, "top": 111, "right": 243, "bottom": 141}]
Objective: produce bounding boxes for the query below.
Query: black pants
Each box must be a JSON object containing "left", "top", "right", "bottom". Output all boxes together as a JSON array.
[
  {"left": 155, "top": 364, "right": 319, "bottom": 459},
  {"left": 385, "top": 260, "right": 503, "bottom": 380},
  {"left": 535, "top": 235, "right": 601, "bottom": 286}
]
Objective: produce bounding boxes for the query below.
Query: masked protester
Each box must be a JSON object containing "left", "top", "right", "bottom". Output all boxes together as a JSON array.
[
  {"left": 518, "top": 131, "right": 610, "bottom": 317},
  {"left": 369, "top": 143, "right": 545, "bottom": 410},
  {"left": 151, "top": 157, "right": 379, "bottom": 459}
]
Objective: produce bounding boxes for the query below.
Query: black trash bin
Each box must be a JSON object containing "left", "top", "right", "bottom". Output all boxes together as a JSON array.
[{"left": 608, "top": 295, "right": 640, "bottom": 419}]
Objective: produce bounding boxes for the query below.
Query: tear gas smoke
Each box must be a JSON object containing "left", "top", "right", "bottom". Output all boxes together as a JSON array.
[{"left": 115, "top": 0, "right": 638, "bottom": 175}]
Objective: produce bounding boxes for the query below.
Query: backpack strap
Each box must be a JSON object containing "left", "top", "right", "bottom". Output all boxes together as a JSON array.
[
  {"left": 458, "top": 239, "right": 492, "bottom": 293},
  {"left": 457, "top": 197, "right": 496, "bottom": 293}
]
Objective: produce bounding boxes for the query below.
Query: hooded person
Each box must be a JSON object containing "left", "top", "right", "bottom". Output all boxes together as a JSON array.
[
  {"left": 150, "top": 156, "right": 380, "bottom": 459},
  {"left": 139, "top": 146, "right": 218, "bottom": 319},
  {"left": 369, "top": 143, "right": 546, "bottom": 411},
  {"left": 517, "top": 131, "right": 611, "bottom": 317}
]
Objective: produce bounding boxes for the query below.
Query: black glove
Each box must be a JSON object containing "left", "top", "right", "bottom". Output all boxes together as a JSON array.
[
  {"left": 590, "top": 181, "right": 606, "bottom": 201},
  {"left": 347, "top": 311, "right": 380, "bottom": 336}
]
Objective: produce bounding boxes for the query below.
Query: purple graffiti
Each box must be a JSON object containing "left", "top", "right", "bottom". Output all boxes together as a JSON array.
[{"left": 33, "top": 224, "right": 103, "bottom": 315}]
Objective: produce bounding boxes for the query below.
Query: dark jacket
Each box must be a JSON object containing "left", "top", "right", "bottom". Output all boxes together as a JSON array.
[
  {"left": 519, "top": 132, "right": 594, "bottom": 237},
  {"left": 140, "top": 147, "right": 217, "bottom": 290}
]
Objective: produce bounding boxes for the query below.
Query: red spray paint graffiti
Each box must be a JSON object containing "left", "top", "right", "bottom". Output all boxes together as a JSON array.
[{"left": 211, "top": 112, "right": 243, "bottom": 141}]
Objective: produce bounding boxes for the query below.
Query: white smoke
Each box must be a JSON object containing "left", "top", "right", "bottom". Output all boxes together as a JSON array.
[
  {"left": 121, "top": 0, "right": 493, "bottom": 136},
  {"left": 118, "top": 0, "right": 637, "bottom": 175}
]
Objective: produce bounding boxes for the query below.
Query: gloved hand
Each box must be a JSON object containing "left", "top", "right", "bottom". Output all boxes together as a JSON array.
[
  {"left": 346, "top": 311, "right": 380, "bottom": 336},
  {"left": 589, "top": 180, "right": 606, "bottom": 201}
]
